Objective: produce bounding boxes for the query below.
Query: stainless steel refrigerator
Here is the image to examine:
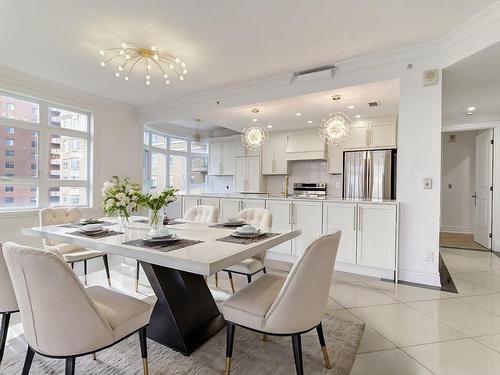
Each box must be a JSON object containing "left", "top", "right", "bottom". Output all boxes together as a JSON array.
[{"left": 343, "top": 150, "right": 396, "bottom": 200}]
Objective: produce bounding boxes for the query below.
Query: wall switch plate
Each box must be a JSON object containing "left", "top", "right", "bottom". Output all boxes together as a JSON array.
[
  {"left": 423, "top": 69, "right": 439, "bottom": 86},
  {"left": 423, "top": 178, "right": 432, "bottom": 189}
]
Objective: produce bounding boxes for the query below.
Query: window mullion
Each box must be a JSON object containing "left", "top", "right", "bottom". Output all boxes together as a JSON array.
[{"left": 38, "top": 104, "right": 50, "bottom": 208}]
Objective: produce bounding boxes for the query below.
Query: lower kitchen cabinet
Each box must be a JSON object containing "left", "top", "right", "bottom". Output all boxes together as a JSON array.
[
  {"left": 292, "top": 201, "right": 323, "bottom": 257},
  {"left": 182, "top": 196, "right": 200, "bottom": 216},
  {"left": 220, "top": 198, "right": 240, "bottom": 223},
  {"left": 323, "top": 202, "right": 357, "bottom": 264},
  {"left": 241, "top": 199, "right": 265, "bottom": 210},
  {"left": 265, "top": 199, "right": 293, "bottom": 255},
  {"left": 356, "top": 203, "right": 397, "bottom": 270}
]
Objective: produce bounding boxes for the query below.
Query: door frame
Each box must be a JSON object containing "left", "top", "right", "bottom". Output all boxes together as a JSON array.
[{"left": 442, "top": 121, "right": 498, "bottom": 252}]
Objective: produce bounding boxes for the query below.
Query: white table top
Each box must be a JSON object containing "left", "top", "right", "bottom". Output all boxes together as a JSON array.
[{"left": 22, "top": 218, "right": 301, "bottom": 276}]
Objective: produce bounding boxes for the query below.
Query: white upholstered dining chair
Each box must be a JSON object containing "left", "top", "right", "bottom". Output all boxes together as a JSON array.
[
  {"left": 135, "top": 205, "right": 219, "bottom": 291},
  {"left": 40, "top": 208, "right": 111, "bottom": 286},
  {"left": 2, "top": 242, "right": 153, "bottom": 375},
  {"left": 223, "top": 208, "right": 272, "bottom": 293},
  {"left": 221, "top": 231, "right": 341, "bottom": 375},
  {"left": 0, "top": 242, "right": 18, "bottom": 365}
]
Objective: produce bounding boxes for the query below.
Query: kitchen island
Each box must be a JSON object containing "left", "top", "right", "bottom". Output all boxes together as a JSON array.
[{"left": 166, "top": 194, "right": 399, "bottom": 282}]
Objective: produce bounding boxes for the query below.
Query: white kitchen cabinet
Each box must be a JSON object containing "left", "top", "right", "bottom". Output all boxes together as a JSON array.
[
  {"left": 241, "top": 199, "right": 265, "bottom": 210},
  {"left": 234, "top": 155, "right": 263, "bottom": 193},
  {"left": 292, "top": 201, "right": 323, "bottom": 257},
  {"left": 235, "top": 142, "right": 260, "bottom": 157},
  {"left": 266, "top": 199, "right": 293, "bottom": 255},
  {"left": 182, "top": 196, "right": 200, "bottom": 216},
  {"left": 327, "top": 144, "right": 343, "bottom": 175},
  {"left": 343, "top": 117, "right": 397, "bottom": 150},
  {"left": 208, "top": 140, "right": 235, "bottom": 175},
  {"left": 356, "top": 203, "right": 397, "bottom": 270},
  {"left": 322, "top": 202, "right": 357, "bottom": 264},
  {"left": 262, "top": 135, "right": 288, "bottom": 175},
  {"left": 220, "top": 198, "right": 240, "bottom": 223}
]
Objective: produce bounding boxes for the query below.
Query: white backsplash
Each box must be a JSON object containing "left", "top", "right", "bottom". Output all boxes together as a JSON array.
[
  {"left": 208, "top": 175, "right": 234, "bottom": 193},
  {"left": 266, "top": 160, "right": 343, "bottom": 198}
]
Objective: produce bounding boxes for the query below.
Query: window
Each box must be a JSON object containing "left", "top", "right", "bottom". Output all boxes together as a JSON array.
[
  {"left": 143, "top": 129, "right": 208, "bottom": 194},
  {"left": 0, "top": 91, "right": 91, "bottom": 211}
]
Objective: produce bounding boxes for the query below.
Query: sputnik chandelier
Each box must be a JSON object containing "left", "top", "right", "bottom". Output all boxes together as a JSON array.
[
  {"left": 319, "top": 95, "right": 351, "bottom": 145},
  {"left": 98, "top": 43, "right": 187, "bottom": 86},
  {"left": 241, "top": 108, "right": 269, "bottom": 151}
]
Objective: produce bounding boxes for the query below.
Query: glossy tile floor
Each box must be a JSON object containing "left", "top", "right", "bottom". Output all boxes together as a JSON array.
[{"left": 4, "top": 248, "right": 500, "bottom": 374}]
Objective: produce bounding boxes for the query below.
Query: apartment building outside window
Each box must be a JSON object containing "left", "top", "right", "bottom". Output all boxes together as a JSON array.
[
  {"left": 0, "top": 93, "right": 91, "bottom": 210},
  {"left": 143, "top": 129, "right": 208, "bottom": 194}
]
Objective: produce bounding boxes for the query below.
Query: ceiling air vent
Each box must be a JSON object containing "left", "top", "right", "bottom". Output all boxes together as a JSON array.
[{"left": 368, "top": 101, "right": 379, "bottom": 107}]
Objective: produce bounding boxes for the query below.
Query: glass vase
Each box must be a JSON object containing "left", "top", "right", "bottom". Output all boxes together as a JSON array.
[
  {"left": 117, "top": 211, "right": 130, "bottom": 230},
  {"left": 149, "top": 208, "right": 164, "bottom": 234}
]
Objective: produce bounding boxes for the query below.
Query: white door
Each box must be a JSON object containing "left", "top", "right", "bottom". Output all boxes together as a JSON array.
[
  {"left": 274, "top": 135, "right": 288, "bottom": 174},
  {"left": 182, "top": 196, "right": 199, "bottom": 216},
  {"left": 261, "top": 138, "right": 274, "bottom": 175},
  {"left": 356, "top": 204, "right": 396, "bottom": 270},
  {"left": 474, "top": 130, "right": 493, "bottom": 248},
  {"left": 221, "top": 141, "right": 235, "bottom": 175},
  {"left": 292, "top": 201, "right": 323, "bottom": 257},
  {"left": 266, "top": 200, "right": 292, "bottom": 255},
  {"left": 323, "top": 203, "right": 357, "bottom": 264},
  {"left": 246, "top": 156, "right": 261, "bottom": 192},
  {"left": 208, "top": 142, "right": 221, "bottom": 175},
  {"left": 234, "top": 157, "right": 247, "bottom": 192},
  {"left": 220, "top": 199, "right": 240, "bottom": 223},
  {"left": 241, "top": 199, "right": 265, "bottom": 210},
  {"left": 369, "top": 117, "right": 397, "bottom": 148},
  {"left": 343, "top": 122, "right": 368, "bottom": 149}
]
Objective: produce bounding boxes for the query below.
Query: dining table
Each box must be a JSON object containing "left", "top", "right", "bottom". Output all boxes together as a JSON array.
[{"left": 22, "top": 218, "right": 301, "bottom": 356}]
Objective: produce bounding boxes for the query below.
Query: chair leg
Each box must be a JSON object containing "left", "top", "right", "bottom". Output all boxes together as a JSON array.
[
  {"left": 135, "top": 260, "right": 140, "bottom": 292},
  {"left": 103, "top": 254, "right": 111, "bottom": 286},
  {"left": 71, "top": 262, "right": 74, "bottom": 270},
  {"left": 84, "top": 260, "right": 88, "bottom": 286},
  {"left": 21, "top": 346, "right": 35, "bottom": 375},
  {"left": 225, "top": 323, "right": 235, "bottom": 375},
  {"left": 292, "top": 334, "right": 304, "bottom": 375},
  {"left": 65, "top": 357, "right": 76, "bottom": 375},
  {"left": 262, "top": 267, "right": 267, "bottom": 274},
  {"left": 227, "top": 271, "right": 235, "bottom": 293},
  {"left": 316, "top": 322, "right": 332, "bottom": 369},
  {"left": 246, "top": 274, "right": 252, "bottom": 283},
  {"left": 0, "top": 312, "right": 11, "bottom": 364},
  {"left": 139, "top": 327, "right": 149, "bottom": 375},
  {"left": 92, "top": 352, "right": 96, "bottom": 360},
  {"left": 215, "top": 272, "right": 219, "bottom": 287}
]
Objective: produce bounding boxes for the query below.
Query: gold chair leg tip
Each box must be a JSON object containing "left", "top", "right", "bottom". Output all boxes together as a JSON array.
[
  {"left": 92, "top": 353, "right": 96, "bottom": 360},
  {"left": 142, "top": 358, "right": 149, "bottom": 375},
  {"left": 224, "top": 357, "right": 232, "bottom": 375},
  {"left": 321, "top": 346, "right": 332, "bottom": 369}
]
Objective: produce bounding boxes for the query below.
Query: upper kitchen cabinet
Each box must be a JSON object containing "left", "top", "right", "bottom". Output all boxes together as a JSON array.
[
  {"left": 235, "top": 141, "right": 260, "bottom": 157},
  {"left": 343, "top": 116, "right": 397, "bottom": 150},
  {"left": 286, "top": 131, "right": 327, "bottom": 160},
  {"left": 262, "top": 135, "right": 289, "bottom": 175},
  {"left": 208, "top": 139, "right": 235, "bottom": 175}
]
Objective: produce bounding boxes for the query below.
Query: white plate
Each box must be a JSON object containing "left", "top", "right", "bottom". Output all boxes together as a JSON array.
[
  {"left": 82, "top": 224, "right": 104, "bottom": 232},
  {"left": 80, "top": 228, "right": 109, "bottom": 236},
  {"left": 144, "top": 234, "right": 179, "bottom": 243}
]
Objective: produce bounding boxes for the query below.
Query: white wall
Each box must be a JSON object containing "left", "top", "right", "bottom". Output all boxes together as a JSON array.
[
  {"left": 440, "top": 131, "right": 477, "bottom": 233},
  {"left": 0, "top": 66, "right": 142, "bottom": 250}
]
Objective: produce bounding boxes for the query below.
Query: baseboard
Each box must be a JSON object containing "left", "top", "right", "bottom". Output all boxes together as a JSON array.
[
  {"left": 398, "top": 269, "right": 441, "bottom": 288},
  {"left": 440, "top": 226, "right": 473, "bottom": 234}
]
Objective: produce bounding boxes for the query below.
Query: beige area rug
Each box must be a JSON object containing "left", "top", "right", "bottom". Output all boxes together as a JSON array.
[{"left": 2, "top": 314, "right": 364, "bottom": 375}]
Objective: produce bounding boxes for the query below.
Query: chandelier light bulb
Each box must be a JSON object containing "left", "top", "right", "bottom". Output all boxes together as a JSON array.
[
  {"left": 252, "top": 118, "right": 258, "bottom": 122},
  {"left": 98, "top": 49, "right": 105, "bottom": 56},
  {"left": 179, "top": 75, "right": 184, "bottom": 80},
  {"left": 151, "top": 46, "right": 156, "bottom": 51},
  {"left": 145, "top": 80, "right": 151, "bottom": 86},
  {"left": 175, "top": 57, "right": 180, "bottom": 63},
  {"left": 121, "top": 42, "right": 127, "bottom": 48},
  {"left": 119, "top": 50, "right": 124, "bottom": 55},
  {"left": 182, "top": 69, "right": 188, "bottom": 74},
  {"left": 169, "top": 64, "right": 174, "bottom": 69},
  {"left": 165, "top": 80, "right": 170, "bottom": 84},
  {"left": 124, "top": 76, "right": 129, "bottom": 81},
  {"left": 100, "top": 61, "right": 106, "bottom": 67},
  {"left": 118, "top": 66, "right": 123, "bottom": 71},
  {"left": 146, "top": 64, "right": 152, "bottom": 70},
  {"left": 181, "top": 62, "right": 186, "bottom": 68},
  {"left": 163, "top": 74, "right": 169, "bottom": 79},
  {"left": 153, "top": 54, "right": 159, "bottom": 61},
  {"left": 125, "top": 54, "right": 131, "bottom": 60},
  {"left": 145, "top": 74, "right": 151, "bottom": 80},
  {"left": 115, "top": 72, "right": 120, "bottom": 77}
]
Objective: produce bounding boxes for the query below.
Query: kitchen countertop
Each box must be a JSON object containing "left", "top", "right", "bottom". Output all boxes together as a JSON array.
[{"left": 179, "top": 193, "right": 398, "bottom": 205}]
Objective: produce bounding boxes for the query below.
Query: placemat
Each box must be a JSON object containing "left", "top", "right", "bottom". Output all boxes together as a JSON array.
[
  {"left": 133, "top": 218, "right": 186, "bottom": 226},
  {"left": 59, "top": 221, "right": 116, "bottom": 229},
  {"left": 216, "top": 232, "right": 280, "bottom": 245},
  {"left": 122, "top": 238, "right": 203, "bottom": 253},
  {"left": 67, "top": 230, "right": 124, "bottom": 239},
  {"left": 209, "top": 223, "right": 245, "bottom": 229}
]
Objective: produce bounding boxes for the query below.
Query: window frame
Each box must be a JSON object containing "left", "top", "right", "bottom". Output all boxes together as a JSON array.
[
  {"left": 143, "top": 129, "right": 208, "bottom": 194},
  {"left": 0, "top": 91, "right": 92, "bottom": 211}
]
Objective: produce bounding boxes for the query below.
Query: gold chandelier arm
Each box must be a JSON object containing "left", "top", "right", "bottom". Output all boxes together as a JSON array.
[
  {"left": 151, "top": 59, "right": 167, "bottom": 77},
  {"left": 125, "top": 56, "right": 142, "bottom": 76},
  {"left": 158, "top": 57, "right": 182, "bottom": 75}
]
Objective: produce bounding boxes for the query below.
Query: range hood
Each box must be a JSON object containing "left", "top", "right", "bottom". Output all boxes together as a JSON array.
[{"left": 286, "top": 132, "right": 327, "bottom": 160}]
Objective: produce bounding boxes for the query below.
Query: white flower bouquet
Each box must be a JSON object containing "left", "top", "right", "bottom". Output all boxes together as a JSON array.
[
  {"left": 102, "top": 176, "right": 141, "bottom": 223},
  {"left": 137, "top": 187, "right": 178, "bottom": 229}
]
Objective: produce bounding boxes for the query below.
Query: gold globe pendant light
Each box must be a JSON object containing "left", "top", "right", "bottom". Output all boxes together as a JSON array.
[
  {"left": 241, "top": 108, "right": 269, "bottom": 151},
  {"left": 319, "top": 95, "right": 351, "bottom": 145}
]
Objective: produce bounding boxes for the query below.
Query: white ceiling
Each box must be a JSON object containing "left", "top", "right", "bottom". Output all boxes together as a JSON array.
[
  {"left": 0, "top": 0, "right": 495, "bottom": 106},
  {"left": 443, "top": 41, "right": 500, "bottom": 126},
  {"left": 167, "top": 79, "right": 400, "bottom": 133}
]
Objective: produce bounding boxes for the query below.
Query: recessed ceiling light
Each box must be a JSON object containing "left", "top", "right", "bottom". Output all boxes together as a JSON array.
[
  {"left": 267, "top": 125, "right": 273, "bottom": 129},
  {"left": 355, "top": 115, "right": 361, "bottom": 118},
  {"left": 467, "top": 106, "right": 476, "bottom": 111},
  {"left": 307, "top": 120, "right": 313, "bottom": 124},
  {"left": 252, "top": 118, "right": 258, "bottom": 122},
  {"left": 347, "top": 105, "right": 355, "bottom": 109},
  {"left": 295, "top": 112, "right": 302, "bottom": 116},
  {"left": 465, "top": 112, "right": 474, "bottom": 116}
]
